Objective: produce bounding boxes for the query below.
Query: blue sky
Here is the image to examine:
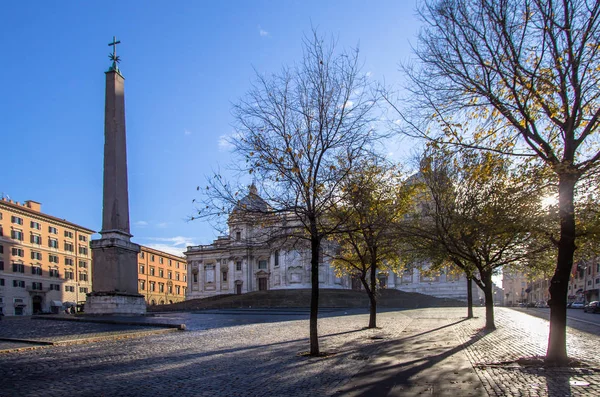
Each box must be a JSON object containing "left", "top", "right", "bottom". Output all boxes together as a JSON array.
[{"left": 1, "top": 1, "right": 422, "bottom": 256}]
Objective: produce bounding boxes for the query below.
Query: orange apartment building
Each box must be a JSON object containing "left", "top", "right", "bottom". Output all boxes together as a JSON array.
[
  {"left": 1, "top": 196, "right": 188, "bottom": 316},
  {"left": 137, "top": 246, "right": 187, "bottom": 305},
  {"left": 0, "top": 198, "right": 94, "bottom": 316}
]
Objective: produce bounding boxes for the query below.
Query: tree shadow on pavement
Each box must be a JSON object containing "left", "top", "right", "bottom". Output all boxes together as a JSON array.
[{"left": 333, "top": 318, "right": 493, "bottom": 396}]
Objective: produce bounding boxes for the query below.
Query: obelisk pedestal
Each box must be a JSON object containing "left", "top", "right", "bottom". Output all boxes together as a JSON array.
[{"left": 86, "top": 40, "right": 146, "bottom": 315}]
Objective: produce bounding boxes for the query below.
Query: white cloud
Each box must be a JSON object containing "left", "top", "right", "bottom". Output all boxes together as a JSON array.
[
  {"left": 143, "top": 244, "right": 187, "bottom": 257},
  {"left": 259, "top": 26, "right": 269, "bottom": 37},
  {"left": 134, "top": 221, "right": 148, "bottom": 227},
  {"left": 156, "top": 222, "right": 169, "bottom": 229},
  {"left": 184, "top": 129, "right": 192, "bottom": 136},
  {"left": 218, "top": 134, "right": 234, "bottom": 152},
  {"left": 141, "top": 236, "right": 198, "bottom": 257}
]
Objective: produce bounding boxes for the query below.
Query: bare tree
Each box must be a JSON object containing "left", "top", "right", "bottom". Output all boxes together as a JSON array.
[
  {"left": 391, "top": 0, "right": 600, "bottom": 364},
  {"left": 196, "top": 31, "right": 379, "bottom": 356}
]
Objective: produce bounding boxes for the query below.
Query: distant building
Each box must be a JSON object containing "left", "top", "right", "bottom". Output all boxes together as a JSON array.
[
  {"left": 137, "top": 246, "right": 187, "bottom": 305},
  {"left": 0, "top": 198, "right": 94, "bottom": 316},
  {"left": 185, "top": 186, "right": 477, "bottom": 302},
  {"left": 185, "top": 185, "right": 350, "bottom": 299},
  {"left": 569, "top": 259, "right": 600, "bottom": 304},
  {"left": 502, "top": 270, "right": 528, "bottom": 306}
]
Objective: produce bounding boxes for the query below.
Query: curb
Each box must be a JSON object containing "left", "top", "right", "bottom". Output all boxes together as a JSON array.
[
  {"left": 31, "top": 315, "right": 186, "bottom": 330},
  {"left": 0, "top": 327, "right": 178, "bottom": 354}
]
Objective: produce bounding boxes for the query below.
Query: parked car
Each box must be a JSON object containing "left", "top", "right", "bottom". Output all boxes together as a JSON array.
[
  {"left": 571, "top": 301, "right": 585, "bottom": 309},
  {"left": 584, "top": 301, "right": 599, "bottom": 313}
]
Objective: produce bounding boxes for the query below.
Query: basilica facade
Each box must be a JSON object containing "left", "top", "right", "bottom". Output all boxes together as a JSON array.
[
  {"left": 185, "top": 187, "right": 350, "bottom": 299},
  {"left": 185, "top": 187, "right": 475, "bottom": 301}
]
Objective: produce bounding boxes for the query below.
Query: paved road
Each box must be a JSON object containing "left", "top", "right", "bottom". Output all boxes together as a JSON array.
[
  {"left": 0, "top": 307, "right": 598, "bottom": 396},
  {"left": 511, "top": 307, "right": 600, "bottom": 335}
]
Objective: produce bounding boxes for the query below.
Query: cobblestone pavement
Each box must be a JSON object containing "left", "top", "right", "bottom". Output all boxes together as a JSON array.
[
  {"left": 0, "top": 307, "right": 599, "bottom": 396},
  {"left": 0, "top": 311, "right": 412, "bottom": 397},
  {"left": 0, "top": 316, "right": 174, "bottom": 344},
  {"left": 455, "top": 307, "right": 600, "bottom": 397}
]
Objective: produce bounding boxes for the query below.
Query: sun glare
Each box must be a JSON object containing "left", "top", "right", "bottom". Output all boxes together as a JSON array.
[{"left": 541, "top": 196, "right": 558, "bottom": 208}]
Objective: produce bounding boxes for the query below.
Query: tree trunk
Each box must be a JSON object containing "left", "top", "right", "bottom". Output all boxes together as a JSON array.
[
  {"left": 309, "top": 232, "right": 321, "bottom": 356},
  {"left": 466, "top": 275, "right": 473, "bottom": 319},
  {"left": 368, "top": 260, "right": 377, "bottom": 328},
  {"left": 481, "top": 271, "right": 495, "bottom": 330},
  {"left": 546, "top": 174, "right": 577, "bottom": 365}
]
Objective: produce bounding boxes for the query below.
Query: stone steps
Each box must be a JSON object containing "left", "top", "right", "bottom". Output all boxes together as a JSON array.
[{"left": 149, "top": 288, "right": 466, "bottom": 312}]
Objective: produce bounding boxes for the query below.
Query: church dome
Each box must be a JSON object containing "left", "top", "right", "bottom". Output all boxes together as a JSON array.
[{"left": 233, "top": 184, "right": 269, "bottom": 213}]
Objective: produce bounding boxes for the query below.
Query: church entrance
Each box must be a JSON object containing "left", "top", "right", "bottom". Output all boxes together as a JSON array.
[
  {"left": 236, "top": 283, "right": 242, "bottom": 295},
  {"left": 258, "top": 277, "right": 268, "bottom": 291},
  {"left": 32, "top": 295, "right": 43, "bottom": 314}
]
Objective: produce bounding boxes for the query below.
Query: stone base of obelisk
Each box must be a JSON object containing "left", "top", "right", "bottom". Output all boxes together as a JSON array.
[
  {"left": 87, "top": 236, "right": 145, "bottom": 315},
  {"left": 86, "top": 292, "right": 146, "bottom": 315}
]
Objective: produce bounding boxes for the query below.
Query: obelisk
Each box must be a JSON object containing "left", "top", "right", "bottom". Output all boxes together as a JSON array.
[{"left": 86, "top": 37, "right": 146, "bottom": 315}]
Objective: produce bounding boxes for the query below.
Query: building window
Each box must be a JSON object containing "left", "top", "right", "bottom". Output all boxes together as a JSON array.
[
  {"left": 168, "top": 271, "right": 172, "bottom": 279},
  {"left": 176, "top": 262, "right": 180, "bottom": 269},
  {"left": 175, "top": 272, "right": 180, "bottom": 281},
  {"left": 30, "top": 234, "right": 42, "bottom": 244},
  {"left": 79, "top": 273, "right": 88, "bottom": 282},
  {"left": 235, "top": 231, "right": 241, "bottom": 241},
  {"left": 49, "top": 254, "right": 59, "bottom": 263},
  {"left": 150, "top": 267, "right": 155, "bottom": 276},
  {"left": 0, "top": 278, "right": 4, "bottom": 286},
  {"left": 0, "top": 245, "right": 3, "bottom": 254},
  {"left": 11, "top": 229, "right": 23, "bottom": 241},
  {"left": 168, "top": 285, "right": 173, "bottom": 294},
  {"left": 48, "top": 238, "right": 58, "bottom": 248},
  {"left": 274, "top": 250, "right": 279, "bottom": 267},
  {"left": 64, "top": 230, "right": 73, "bottom": 238},
  {"left": 48, "top": 226, "right": 58, "bottom": 234},
  {"left": 0, "top": 260, "right": 3, "bottom": 270},
  {"left": 236, "top": 261, "right": 242, "bottom": 271},
  {"left": 13, "top": 280, "right": 25, "bottom": 288},
  {"left": 184, "top": 275, "right": 187, "bottom": 282},
  {"left": 79, "top": 260, "right": 87, "bottom": 268},
  {"left": 31, "top": 251, "right": 42, "bottom": 261},
  {"left": 139, "top": 264, "right": 145, "bottom": 274},
  {"left": 64, "top": 242, "right": 74, "bottom": 252},
  {"left": 258, "top": 260, "right": 267, "bottom": 270},
  {"left": 140, "top": 280, "right": 146, "bottom": 290},
  {"left": 12, "top": 248, "right": 24, "bottom": 257},
  {"left": 151, "top": 255, "right": 155, "bottom": 262},
  {"left": 140, "top": 251, "right": 145, "bottom": 259},
  {"left": 65, "top": 257, "right": 74, "bottom": 266},
  {"left": 193, "top": 272, "right": 198, "bottom": 283},
  {"left": 78, "top": 246, "right": 88, "bottom": 255},
  {"left": 223, "top": 271, "right": 228, "bottom": 282},
  {"left": 30, "top": 221, "right": 41, "bottom": 230},
  {"left": 12, "top": 263, "right": 25, "bottom": 273},
  {"left": 31, "top": 266, "right": 42, "bottom": 276},
  {"left": 64, "top": 270, "right": 74, "bottom": 280},
  {"left": 150, "top": 281, "right": 155, "bottom": 292},
  {"left": 50, "top": 284, "right": 60, "bottom": 291},
  {"left": 49, "top": 268, "right": 60, "bottom": 278},
  {"left": 169, "top": 259, "right": 172, "bottom": 266},
  {"left": 159, "top": 257, "right": 164, "bottom": 264},
  {"left": 65, "top": 285, "right": 75, "bottom": 292},
  {"left": 159, "top": 269, "right": 164, "bottom": 278},
  {"left": 11, "top": 216, "right": 23, "bottom": 225},
  {"left": 80, "top": 287, "right": 88, "bottom": 293},
  {"left": 78, "top": 235, "right": 87, "bottom": 242},
  {"left": 176, "top": 285, "right": 181, "bottom": 295},
  {"left": 159, "top": 283, "right": 164, "bottom": 293},
  {"left": 32, "top": 282, "right": 43, "bottom": 290}
]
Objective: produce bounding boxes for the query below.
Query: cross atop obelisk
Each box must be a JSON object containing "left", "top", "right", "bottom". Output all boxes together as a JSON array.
[{"left": 108, "top": 36, "right": 121, "bottom": 73}]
